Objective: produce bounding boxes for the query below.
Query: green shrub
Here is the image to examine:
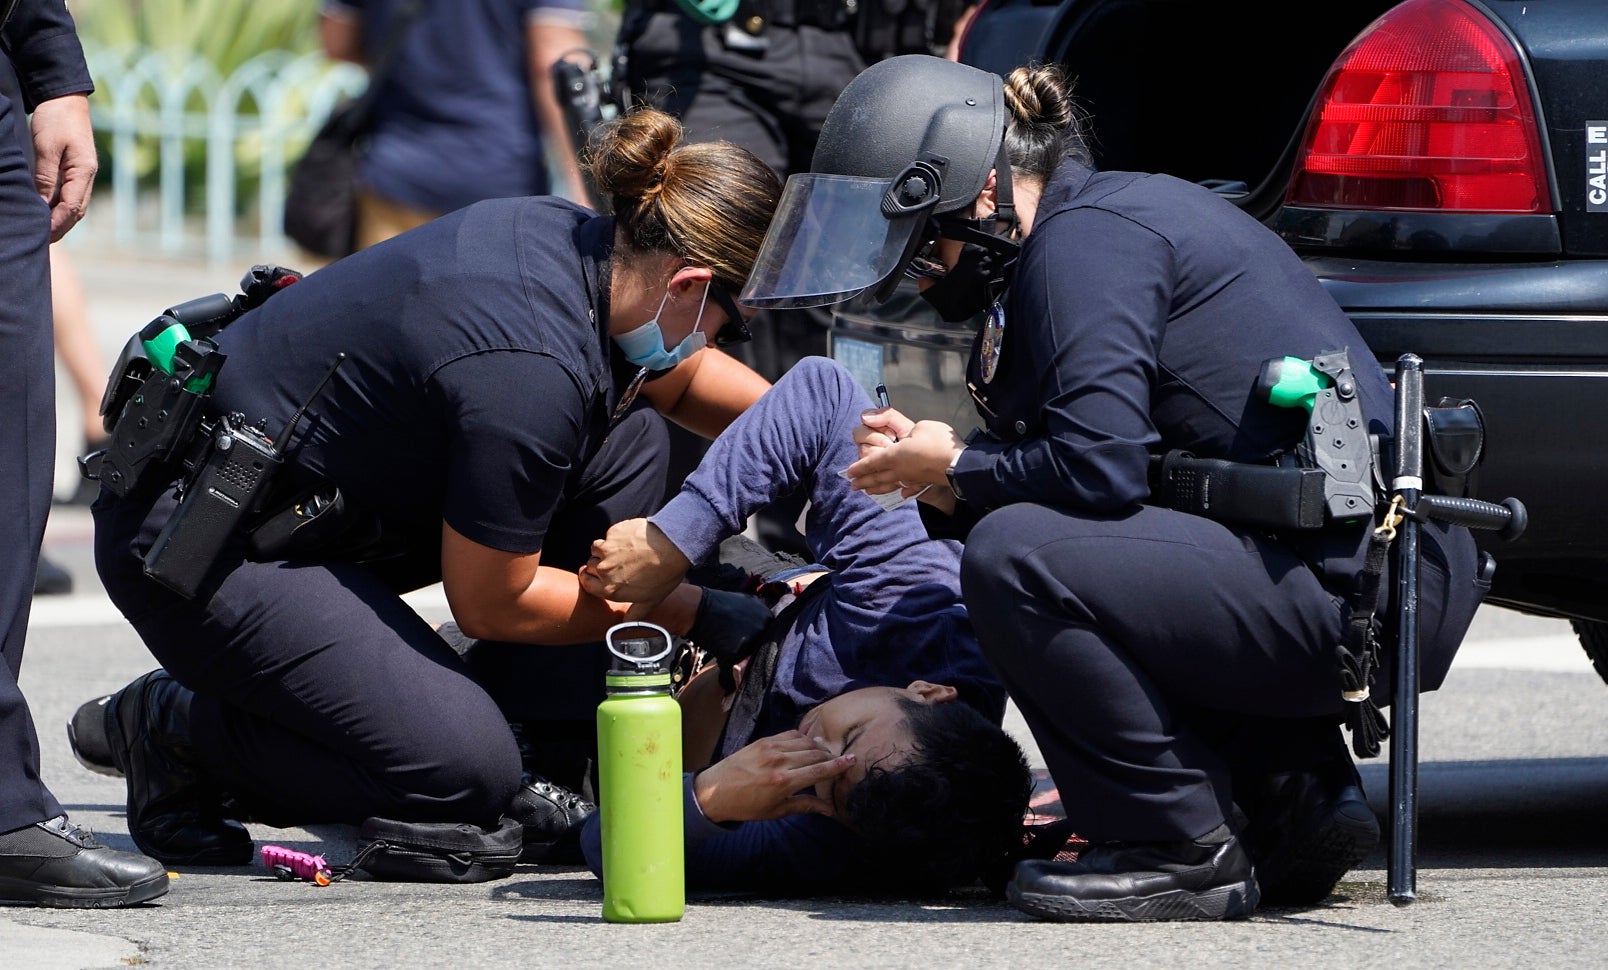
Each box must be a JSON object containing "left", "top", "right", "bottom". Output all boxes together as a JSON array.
[
  {"left": 73, "top": 0, "right": 330, "bottom": 215},
  {"left": 73, "top": 0, "right": 320, "bottom": 64}
]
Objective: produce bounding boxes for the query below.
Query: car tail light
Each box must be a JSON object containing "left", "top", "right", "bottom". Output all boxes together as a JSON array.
[{"left": 1288, "top": 0, "right": 1550, "bottom": 214}]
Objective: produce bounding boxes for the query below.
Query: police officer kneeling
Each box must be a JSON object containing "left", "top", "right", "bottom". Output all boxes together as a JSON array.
[
  {"left": 747, "top": 57, "right": 1488, "bottom": 920},
  {"left": 75, "top": 107, "right": 783, "bottom": 867}
]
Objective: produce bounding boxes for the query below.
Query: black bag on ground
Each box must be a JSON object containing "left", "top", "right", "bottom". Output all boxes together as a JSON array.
[
  {"left": 282, "top": 102, "right": 368, "bottom": 259},
  {"left": 344, "top": 816, "right": 523, "bottom": 883}
]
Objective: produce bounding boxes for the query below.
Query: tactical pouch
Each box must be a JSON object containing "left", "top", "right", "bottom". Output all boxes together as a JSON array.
[
  {"left": 248, "top": 486, "right": 391, "bottom": 563},
  {"left": 344, "top": 816, "right": 523, "bottom": 883},
  {"left": 1149, "top": 451, "right": 1328, "bottom": 530},
  {"left": 1422, "top": 397, "right": 1485, "bottom": 498}
]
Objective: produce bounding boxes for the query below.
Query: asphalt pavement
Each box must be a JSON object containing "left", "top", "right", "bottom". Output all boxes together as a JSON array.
[{"left": 7, "top": 244, "right": 1608, "bottom": 968}]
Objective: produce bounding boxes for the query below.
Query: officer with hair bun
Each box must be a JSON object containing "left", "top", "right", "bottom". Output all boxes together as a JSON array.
[
  {"left": 74, "top": 107, "right": 786, "bottom": 870},
  {"left": 746, "top": 55, "right": 1486, "bottom": 921},
  {"left": 614, "top": 0, "right": 972, "bottom": 557}
]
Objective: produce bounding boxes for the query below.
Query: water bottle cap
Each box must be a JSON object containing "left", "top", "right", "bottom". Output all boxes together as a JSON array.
[{"left": 605, "top": 621, "right": 674, "bottom": 676}]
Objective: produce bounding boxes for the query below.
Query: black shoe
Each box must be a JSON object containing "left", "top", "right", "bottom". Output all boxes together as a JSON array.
[
  {"left": 106, "top": 670, "right": 254, "bottom": 866},
  {"left": 33, "top": 556, "right": 73, "bottom": 596},
  {"left": 1007, "top": 823, "right": 1259, "bottom": 922},
  {"left": 67, "top": 693, "right": 124, "bottom": 778},
  {"left": 0, "top": 815, "right": 169, "bottom": 908},
  {"left": 507, "top": 775, "right": 596, "bottom": 864},
  {"left": 1242, "top": 760, "right": 1380, "bottom": 906}
]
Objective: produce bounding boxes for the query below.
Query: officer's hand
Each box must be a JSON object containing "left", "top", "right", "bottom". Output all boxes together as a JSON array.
[
  {"left": 692, "top": 731, "right": 854, "bottom": 823},
  {"left": 845, "top": 419, "right": 965, "bottom": 496},
  {"left": 29, "top": 94, "right": 97, "bottom": 242},
  {"left": 854, "top": 406, "right": 916, "bottom": 456},
  {"left": 580, "top": 518, "right": 690, "bottom": 604},
  {"left": 687, "top": 587, "right": 772, "bottom": 667}
]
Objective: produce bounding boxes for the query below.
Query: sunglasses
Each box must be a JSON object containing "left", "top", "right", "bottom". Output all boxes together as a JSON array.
[
  {"left": 902, "top": 233, "right": 948, "bottom": 282},
  {"left": 708, "top": 286, "right": 752, "bottom": 348},
  {"left": 904, "top": 255, "right": 949, "bottom": 281}
]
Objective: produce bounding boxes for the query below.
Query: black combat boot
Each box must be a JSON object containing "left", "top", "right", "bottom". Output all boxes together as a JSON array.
[
  {"left": 1240, "top": 756, "right": 1380, "bottom": 906},
  {"left": 507, "top": 775, "right": 597, "bottom": 864},
  {"left": 105, "top": 670, "right": 254, "bottom": 866},
  {"left": 0, "top": 815, "right": 169, "bottom": 908},
  {"left": 1007, "top": 823, "right": 1260, "bottom": 922},
  {"left": 67, "top": 692, "right": 123, "bottom": 777}
]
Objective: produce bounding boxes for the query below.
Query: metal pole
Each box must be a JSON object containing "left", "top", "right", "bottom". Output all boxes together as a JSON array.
[{"left": 1389, "top": 353, "right": 1424, "bottom": 905}]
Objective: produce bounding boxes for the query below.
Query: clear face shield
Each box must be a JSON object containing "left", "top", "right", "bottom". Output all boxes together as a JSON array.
[{"left": 740, "top": 173, "right": 932, "bottom": 310}]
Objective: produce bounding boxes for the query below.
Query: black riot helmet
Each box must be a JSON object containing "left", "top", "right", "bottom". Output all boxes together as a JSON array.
[{"left": 741, "top": 55, "right": 1020, "bottom": 310}]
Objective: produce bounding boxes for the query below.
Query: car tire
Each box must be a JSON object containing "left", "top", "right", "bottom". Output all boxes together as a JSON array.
[{"left": 1568, "top": 620, "right": 1608, "bottom": 687}]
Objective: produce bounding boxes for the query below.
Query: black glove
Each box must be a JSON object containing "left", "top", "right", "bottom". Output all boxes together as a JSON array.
[
  {"left": 685, "top": 560, "right": 759, "bottom": 593},
  {"left": 687, "top": 588, "right": 773, "bottom": 668}
]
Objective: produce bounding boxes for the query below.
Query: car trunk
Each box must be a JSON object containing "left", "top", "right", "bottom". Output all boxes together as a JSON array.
[{"left": 964, "top": 0, "right": 1398, "bottom": 220}]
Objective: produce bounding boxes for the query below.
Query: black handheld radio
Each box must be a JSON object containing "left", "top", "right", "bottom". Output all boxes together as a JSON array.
[{"left": 143, "top": 354, "right": 346, "bottom": 599}]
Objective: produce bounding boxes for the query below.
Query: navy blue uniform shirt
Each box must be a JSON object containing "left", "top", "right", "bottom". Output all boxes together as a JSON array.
[
  {"left": 327, "top": 0, "right": 592, "bottom": 213},
  {"left": 208, "top": 197, "right": 624, "bottom": 566},
  {"left": 949, "top": 159, "right": 1398, "bottom": 594},
  {"left": 1, "top": 0, "right": 92, "bottom": 111}
]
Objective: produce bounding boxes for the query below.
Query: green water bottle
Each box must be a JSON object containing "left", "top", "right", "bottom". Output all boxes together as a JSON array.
[{"left": 597, "top": 621, "right": 684, "bottom": 923}]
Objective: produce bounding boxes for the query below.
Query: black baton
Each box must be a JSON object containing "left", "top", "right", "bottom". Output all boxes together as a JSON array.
[
  {"left": 1388, "top": 355, "right": 1527, "bottom": 905},
  {"left": 1389, "top": 354, "right": 1425, "bottom": 905}
]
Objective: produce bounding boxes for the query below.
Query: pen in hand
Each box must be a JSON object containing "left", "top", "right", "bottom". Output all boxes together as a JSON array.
[
  {"left": 875, "top": 383, "right": 897, "bottom": 442},
  {"left": 864, "top": 382, "right": 929, "bottom": 505}
]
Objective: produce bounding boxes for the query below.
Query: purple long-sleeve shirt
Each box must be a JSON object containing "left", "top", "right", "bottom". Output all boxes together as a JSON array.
[{"left": 581, "top": 357, "right": 1005, "bottom": 893}]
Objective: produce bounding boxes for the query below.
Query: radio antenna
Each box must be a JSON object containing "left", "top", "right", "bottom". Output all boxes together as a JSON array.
[{"left": 274, "top": 352, "right": 346, "bottom": 457}]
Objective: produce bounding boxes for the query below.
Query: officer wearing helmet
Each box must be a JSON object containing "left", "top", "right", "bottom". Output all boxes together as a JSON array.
[{"left": 743, "top": 55, "right": 1487, "bottom": 921}]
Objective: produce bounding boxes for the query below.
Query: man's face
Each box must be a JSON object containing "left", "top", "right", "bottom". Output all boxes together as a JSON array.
[{"left": 796, "top": 681, "right": 954, "bottom": 816}]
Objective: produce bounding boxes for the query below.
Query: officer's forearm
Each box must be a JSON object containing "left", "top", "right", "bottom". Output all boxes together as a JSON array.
[
  {"left": 452, "top": 566, "right": 699, "bottom": 645},
  {"left": 644, "top": 349, "right": 769, "bottom": 439}
]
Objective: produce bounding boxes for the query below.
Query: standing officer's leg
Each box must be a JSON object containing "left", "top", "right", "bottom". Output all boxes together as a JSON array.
[
  {"left": 0, "top": 91, "right": 60, "bottom": 842},
  {"left": 0, "top": 92, "right": 168, "bottom": 906}
]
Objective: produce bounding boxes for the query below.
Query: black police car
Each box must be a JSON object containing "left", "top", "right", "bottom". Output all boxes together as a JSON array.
[{"left": 829, "top": 0, "right": 1608, "bottom": 682}]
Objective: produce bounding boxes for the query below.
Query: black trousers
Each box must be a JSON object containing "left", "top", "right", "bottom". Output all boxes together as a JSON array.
[
  {"left": 0, "top": 84, "right": 63, "bottom": 833},
  {"left": 93, "top": 408, "right": 670, "bottom": 828},
  {"left": 961, "top": 503, "right": 1485, "bottom": 844}
]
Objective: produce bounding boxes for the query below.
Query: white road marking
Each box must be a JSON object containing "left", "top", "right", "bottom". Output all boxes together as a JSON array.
[
  {"left": 25, "top": 591, "right": 1599, "bottom": 675},
  {"left": 27, "top": 585, "right": 454, "bottom": 630}
]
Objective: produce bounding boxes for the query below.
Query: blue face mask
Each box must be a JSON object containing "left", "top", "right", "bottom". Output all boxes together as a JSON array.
[{"left": 613, "top": 283, "right": 710, "bottom": 371}]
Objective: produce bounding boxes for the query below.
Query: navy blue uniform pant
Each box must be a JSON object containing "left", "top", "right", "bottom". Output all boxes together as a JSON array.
[
  {"left": 961, "top": 503, "right": 1483, "bottom": 843},
  {"left": 0, "top": 84, "right": 63, "bottom": 833},
  {"left": 93, "top": 408, "right": 670, "bottom": 828}
]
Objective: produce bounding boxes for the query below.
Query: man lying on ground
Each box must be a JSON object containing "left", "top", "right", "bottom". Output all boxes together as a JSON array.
[{"left": 579, "top": 356, "right": 1033, "bottom": 894}]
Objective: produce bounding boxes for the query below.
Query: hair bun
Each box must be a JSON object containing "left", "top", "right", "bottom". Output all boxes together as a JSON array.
[
  {"left": 587, "top": 108, "right": 685, "bottom": 203},
  {"left": 1003, "top": 64, "right": 1074, "bottom": 131}
]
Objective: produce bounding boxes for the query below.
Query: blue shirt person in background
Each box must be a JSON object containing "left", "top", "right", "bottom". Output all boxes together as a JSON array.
[{"left": 321, "top": 0, "right": 596, "bottom": 249}]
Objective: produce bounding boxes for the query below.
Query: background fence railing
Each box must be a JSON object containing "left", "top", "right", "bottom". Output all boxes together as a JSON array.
[{"left": 85, "top": 43, "right": 367, "bottom": 265}]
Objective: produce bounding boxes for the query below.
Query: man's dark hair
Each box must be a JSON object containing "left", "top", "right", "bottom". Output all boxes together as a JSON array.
[{"left": 843, "top": 697, "right": 1033, "bottom": 892}]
